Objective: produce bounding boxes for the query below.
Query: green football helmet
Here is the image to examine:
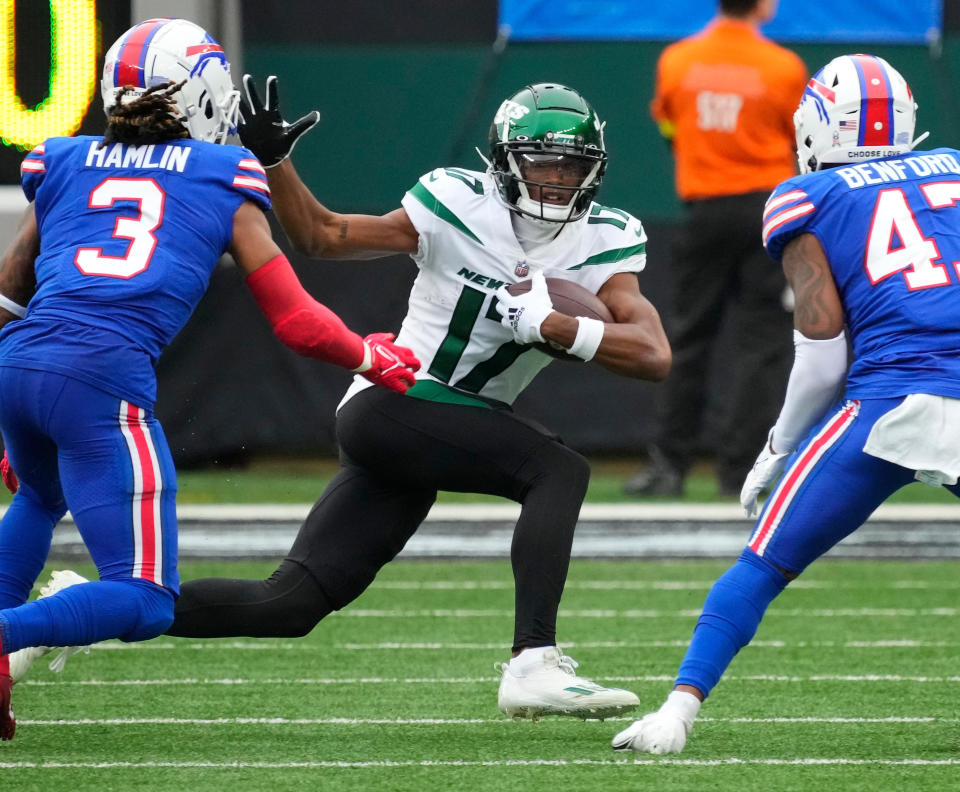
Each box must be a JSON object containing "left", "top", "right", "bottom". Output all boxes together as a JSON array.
[{"left": 489, "top": 83, "right": 607, "bottom": 223}]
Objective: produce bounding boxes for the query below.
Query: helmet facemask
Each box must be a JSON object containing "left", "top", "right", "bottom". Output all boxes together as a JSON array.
[
  {"left": 489, "top": 84, "right": 608, "bottom": 223},
  {"left": 503, "top": 141, "right": 604, "bottom": 222},
  {"left": 173, "top": 53, "right": 240, "bottom": 144}
]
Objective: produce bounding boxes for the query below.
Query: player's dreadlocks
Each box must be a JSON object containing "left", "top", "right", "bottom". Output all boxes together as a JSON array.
[{"left": 100, "top": 80, "right": 189, "bottom": 148}]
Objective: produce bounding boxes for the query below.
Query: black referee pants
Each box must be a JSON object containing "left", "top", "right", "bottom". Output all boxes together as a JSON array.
[{"left": 652, "top": 190, "right": 793, "bottom": 489}]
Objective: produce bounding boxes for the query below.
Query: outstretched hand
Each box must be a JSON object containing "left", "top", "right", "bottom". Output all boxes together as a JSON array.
[
  {"left": 353, "top": 332, "right": 420, "bottom": 393},
  {"left": 238, "top": 74, "right": 320, "bottom": 168}
]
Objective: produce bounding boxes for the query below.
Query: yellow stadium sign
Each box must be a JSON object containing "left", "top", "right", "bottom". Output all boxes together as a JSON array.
[{"left": 0, "top": 0, "right": 97, "bottom": 150}]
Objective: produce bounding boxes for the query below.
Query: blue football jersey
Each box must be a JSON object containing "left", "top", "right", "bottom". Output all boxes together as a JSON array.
[
  {"left": 763, "top": 148, "right": 960, "bottom": 400},
  {"left": 1, "top": 136, "right": 271, "bottom": 406}
]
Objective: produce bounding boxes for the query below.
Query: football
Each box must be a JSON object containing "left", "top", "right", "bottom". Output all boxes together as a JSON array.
[{"left": 506, "top": 277, "right": 613, "bottom": 361}]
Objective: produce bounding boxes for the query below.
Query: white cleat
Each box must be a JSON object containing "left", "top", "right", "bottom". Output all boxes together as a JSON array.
[
  {"left": 611, "top": 690, "right": 701, "bottom": 754},
  {"left": 8, "top": 570, "right": 92, "bottom": 683},
  {"left": 497, "top": 646, "right": 640, "bottom": 720}
]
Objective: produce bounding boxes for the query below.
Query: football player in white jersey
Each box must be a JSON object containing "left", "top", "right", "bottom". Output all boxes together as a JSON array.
[{"left": 36, "top": 80, "right": 670, "bottom": 719}]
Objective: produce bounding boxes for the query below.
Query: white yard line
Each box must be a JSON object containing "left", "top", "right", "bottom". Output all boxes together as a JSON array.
[
  {"left": 47, "top": 638, "right": 952, "bottom": 653},
  {"left": 14, "top": 715, "right": 960, "bottom": 726},
  {"left": 20, "top": 674, "right": 960, "bottom": 687},
  {"left": 332, "top": 607, "right": 958, "bottom": 617},
  {"left": 2, "top": 758, "right": 959, "bottom": 769},
  {"left": 370, "top": 579, "right": 960, "bottom": 590}
]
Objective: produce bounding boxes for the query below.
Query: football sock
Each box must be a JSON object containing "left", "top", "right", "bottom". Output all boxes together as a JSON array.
[
  {"left": 0, "top": 578, "right": 174, "bottom": 652},
  {"left": 675, "top": 549, "right": 788, "bottom": 697},
  {"left": 508, "top": 645, "right": 554, "bottom": 674}
]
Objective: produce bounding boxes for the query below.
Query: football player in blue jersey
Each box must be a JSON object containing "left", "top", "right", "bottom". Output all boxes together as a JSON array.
[
  {"left": 614, "top": 53, "right": 960, "bottom": 754},
  {"left": 0, "top": 18, "right": 418, "bottom": 739}
]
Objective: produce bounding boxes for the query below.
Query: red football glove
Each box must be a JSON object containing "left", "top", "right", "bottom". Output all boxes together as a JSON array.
[
  {"left": 0, "top": 451, "right": 18, "bottom": 494},
  {"left": 353, "top": 332, "right": 420, "bottom": 393}
]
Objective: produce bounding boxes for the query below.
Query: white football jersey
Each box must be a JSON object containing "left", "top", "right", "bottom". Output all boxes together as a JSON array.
[{"left": 339, "top": 167, "right": 648, "bottom": 408}]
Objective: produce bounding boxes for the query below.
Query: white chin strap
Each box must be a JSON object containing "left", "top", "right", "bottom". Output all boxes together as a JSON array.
[{"left": 515, "top": 194, "right": 575, "bottom": 223}]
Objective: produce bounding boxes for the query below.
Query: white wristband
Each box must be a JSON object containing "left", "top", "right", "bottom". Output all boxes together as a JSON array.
[
  {"left": 0, "top": 293, "right": 26, "bottom": 318},
  {"left": 350, "top": 341, "right": 373, "bottom": 373},
  {"left": 568, "top": 316, "right": 605, "bottom": 361}
]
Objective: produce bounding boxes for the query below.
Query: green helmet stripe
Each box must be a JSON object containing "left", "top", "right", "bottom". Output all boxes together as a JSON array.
[{"left": 409, "top": 182, "right": 483, "bottom": 245}]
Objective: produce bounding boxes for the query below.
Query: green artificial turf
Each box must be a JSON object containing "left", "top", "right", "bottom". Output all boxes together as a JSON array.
[{"left": 4, "top": 559, "right": 958, "bottom": 791}]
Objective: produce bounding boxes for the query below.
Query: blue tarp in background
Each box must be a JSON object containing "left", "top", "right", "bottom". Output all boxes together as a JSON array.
[{"left": 500, "top": 0, "right": 943, "bottom": 43}]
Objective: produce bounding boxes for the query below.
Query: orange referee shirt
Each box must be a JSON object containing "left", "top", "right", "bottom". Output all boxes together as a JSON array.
[{"left": 651, "top": 17, "right": 808, "bottom": 201}]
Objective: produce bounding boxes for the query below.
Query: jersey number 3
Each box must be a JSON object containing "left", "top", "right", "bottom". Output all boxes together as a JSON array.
[{"left": 75, "top": 178, "right": 164, "bottom": 279}]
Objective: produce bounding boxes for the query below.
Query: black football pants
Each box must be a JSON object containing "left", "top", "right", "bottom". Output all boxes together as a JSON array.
[{"left": 168, "top": 386, "right": 591, "bottom": 651}]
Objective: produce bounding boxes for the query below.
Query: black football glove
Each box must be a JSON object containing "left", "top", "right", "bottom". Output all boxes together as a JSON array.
[{"left": 238, "top": 74, "right": 320, "bottom": 168}]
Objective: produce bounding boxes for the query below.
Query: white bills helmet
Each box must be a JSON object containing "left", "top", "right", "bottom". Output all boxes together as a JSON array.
[
  {"left": 101, "top": 18, "right": 240, "bottom": 144},
  {"left": 794, "top": 54, "right": 919, "bottom": 174}
]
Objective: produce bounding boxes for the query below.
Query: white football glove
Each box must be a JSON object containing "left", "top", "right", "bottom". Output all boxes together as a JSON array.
[
  {"left": 740, "top": 429, "right": 791, "bottom": 519},
  {"left": 495, "top": 271, "right": 554, "bottom": 345},
  {"left": 611, "top": 690, "right": 700, "bottom": 754}
]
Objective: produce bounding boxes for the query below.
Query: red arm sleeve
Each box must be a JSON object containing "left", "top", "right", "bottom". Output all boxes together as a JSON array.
[{"left": 245, "top": 254, "right": 365, "bottom": 369}]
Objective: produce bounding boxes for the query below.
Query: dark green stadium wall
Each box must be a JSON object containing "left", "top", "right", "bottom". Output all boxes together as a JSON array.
[
  {"left": 154, "top": 38, "right": 960, "bottom": 464},
  {"left": 245, "top": 40, "right": 960, "bottom": 223}
]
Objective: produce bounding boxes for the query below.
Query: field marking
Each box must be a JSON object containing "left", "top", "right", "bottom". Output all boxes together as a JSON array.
[
  {"left": 336, "top": 607, "right": 958, "bottom": 618},
  {"left": 2, "top": 758, "right": 959, "bottom": 769},
  {"left": 52, "top": 638, "right": 955, "bottom": 654},
  {"left": 20, "top": 674, "right": 960, "bottom": 687},
  {"left": 15, "top": 715, "right": 960, "bottom": 727},
  {"left": 371, "top": 579, "right": 960, "bottom": 591},
  {"left": 334, "top": 639, "right": 952, "bottom": 650}
]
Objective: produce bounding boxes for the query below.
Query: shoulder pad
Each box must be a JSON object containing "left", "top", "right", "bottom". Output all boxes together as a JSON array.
[
  {"left": 414, "top": 167, "right": 490, "bottom": 200},
  {"left": 226, "top": 146, "right": 271, "bottom": 211},
  {"left": 567, "top": 204, "right": 647, "bottom": 274},
  {"left": 763, "top": 175, "right": 819, "bottom": 262}
]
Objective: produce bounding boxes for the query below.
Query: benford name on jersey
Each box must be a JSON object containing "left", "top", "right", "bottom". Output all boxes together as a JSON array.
[
  {"left": 836, "top": 152, "right": 960, "bottom": 190},
  {"left": 84, "top": 140, "right": 192, "bottom": 173}
]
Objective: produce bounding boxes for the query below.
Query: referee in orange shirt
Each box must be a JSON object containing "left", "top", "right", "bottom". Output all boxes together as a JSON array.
[{"left": 625, "top": 0, "right": 808, "bottom": 497}]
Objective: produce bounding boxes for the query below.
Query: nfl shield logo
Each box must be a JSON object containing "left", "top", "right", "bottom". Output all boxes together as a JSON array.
[{"left": 515, "top": 261, "right": 529, "bottom": 277}]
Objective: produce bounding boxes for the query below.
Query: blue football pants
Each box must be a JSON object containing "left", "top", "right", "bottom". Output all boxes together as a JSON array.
[
  {"left": 0, "top": 367, "right": 177, "bottom": 653},
  {"left": 676, "top": 397, "right": 960, "bottom": 697}
]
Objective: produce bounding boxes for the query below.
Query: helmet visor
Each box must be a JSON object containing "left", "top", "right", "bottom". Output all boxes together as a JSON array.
[{"left": 517, "top": 153, "right": 598, "bottom": 206}]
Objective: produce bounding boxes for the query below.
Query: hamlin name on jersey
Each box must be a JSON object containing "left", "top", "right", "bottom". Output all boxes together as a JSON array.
[
  {"left": 343, "top": 167, "right": 646, "bottom": 409},
  {"left": 762, "top": 147, "right": 960, "bottom": 400},
  {"left": 81, "top": 139, "right": 194, "bottom": 172},
  {"left": 3, "top": 136, "right": 271, "bottom": 408}
]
